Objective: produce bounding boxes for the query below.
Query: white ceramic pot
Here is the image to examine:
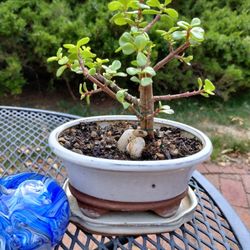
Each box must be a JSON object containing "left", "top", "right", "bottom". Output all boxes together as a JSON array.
[{"left": 49, "top": 116, "right": 212, "bottom": 203}]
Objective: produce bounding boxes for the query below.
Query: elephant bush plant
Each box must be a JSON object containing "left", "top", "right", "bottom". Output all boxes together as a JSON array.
[{"left": 48, "top": 0, "right": 215, "bottom": 139}]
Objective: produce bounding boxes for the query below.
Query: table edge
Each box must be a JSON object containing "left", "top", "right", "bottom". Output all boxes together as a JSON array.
[
  {"left": 193, "top": 170, "right": 250, "bottom": 250},
  {"left": 0, "top": 106, "right": 81, "bottom": 119}
]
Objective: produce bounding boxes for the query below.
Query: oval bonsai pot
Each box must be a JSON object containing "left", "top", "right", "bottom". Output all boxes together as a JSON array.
[{"left": 49, "top": 116, "right": 212, "bottom": 218}]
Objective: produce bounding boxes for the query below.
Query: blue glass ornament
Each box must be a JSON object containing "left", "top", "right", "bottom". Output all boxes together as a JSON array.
[{"left": 0, "top": 173, "right": 70, "bottom": 250}]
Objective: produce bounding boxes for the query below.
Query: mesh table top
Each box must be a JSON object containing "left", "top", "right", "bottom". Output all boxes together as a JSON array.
[{"left": 0, "top": 106, "right": 249, "bottom": 250}]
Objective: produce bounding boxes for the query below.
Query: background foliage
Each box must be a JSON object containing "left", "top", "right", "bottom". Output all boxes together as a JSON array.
[{"left": 0, "top": 0, "right": 249, "bottom": 99}]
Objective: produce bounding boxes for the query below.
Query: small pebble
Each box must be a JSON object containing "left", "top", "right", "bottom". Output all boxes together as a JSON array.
[
  {"left": 58, "top": 137, "right": 66, "bottom": 143},
  {"left": 156, "top": 152, "right": 165, "bottom": 160},
  {"left": 170, "top": 149, "right": 179, "bottom": 156},
  {"left": 157, "top": 131, "right": 165, "bottom": 138},
  {"left": 64, "top": 141, "right": 71, "bottom": 149},
  {"left": 72, "top": 148, "right": 83, "bottom": 155},
  {"left": 91, "top": 131, "right": 98, "bottom": 138},
  {"left": 73, "top": 142, "right": 80, "bottom": 149}
]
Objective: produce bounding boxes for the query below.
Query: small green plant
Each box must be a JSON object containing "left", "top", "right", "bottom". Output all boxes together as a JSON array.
[{"left": 48, "top": 0, "right": 215, "bottom": 139}]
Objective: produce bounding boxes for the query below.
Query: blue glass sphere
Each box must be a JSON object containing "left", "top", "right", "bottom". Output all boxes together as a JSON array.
[{"left": 0, "top": 173, "right": 70, "bottom": 250}]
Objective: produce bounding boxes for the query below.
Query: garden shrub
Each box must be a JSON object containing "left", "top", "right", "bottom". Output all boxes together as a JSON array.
[
  {"left": 175, "top": 0, "right": 250, "bottom": 99},
  {"left": 0, "top": 0, "right": 114, "bottom": 95},
  {"left": 0, "top": 0, "right": 249, "bottom": 99}
]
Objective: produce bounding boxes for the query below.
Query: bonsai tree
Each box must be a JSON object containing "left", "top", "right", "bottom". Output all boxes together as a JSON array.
[{"left": 48, "top": 0, "right": 215, "bottom": 158}]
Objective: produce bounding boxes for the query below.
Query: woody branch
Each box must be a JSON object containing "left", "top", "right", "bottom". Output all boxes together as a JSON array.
[{"left": 153, "top": 90, "right": 204, "bottom": 102}]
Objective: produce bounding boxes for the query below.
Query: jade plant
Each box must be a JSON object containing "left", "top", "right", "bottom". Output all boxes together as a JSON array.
[{"left": 48, "top": 0, "right": 215, "bottom": 157}]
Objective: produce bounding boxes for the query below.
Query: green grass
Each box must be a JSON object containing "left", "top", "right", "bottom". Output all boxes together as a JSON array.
[{"left": 57, "top": 91, "right": 250, "bottom": 161}]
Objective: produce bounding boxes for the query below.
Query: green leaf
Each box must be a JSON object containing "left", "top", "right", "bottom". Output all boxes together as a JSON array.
[
  {"left": 156, "top": 29, "right": 166, "bottom": 35},
  {"left": 191, "top": 18, "right": 201, "bottom": 27},
  {"left": 177, "top": 21, "right": 190, "bottom": 30},
  {"left": 161, "top": 105, "right": 171, "bottom": 110},
  {"left": 56, "top": 48, "right": 62, "bottom": 58},
  {"left": 139, "top": 3, "right": 150, "bottom": 9},
  {"left": 110, "top": 60, "right": 121, "bottom": 71},
  {"left": 77, "top": 37, "right": 90, "bottom": 48},
  {"left": 56, "top": 65, "right": 67, "bottom": 77},
  {"left": 190, "top": 27, "right": 204, "bottom": 41},
  {"left": 116, "top": 89, "right": 127, "bottom": 102},
  {"left": 128, "top": 0, "right": 139, "bottom": 9},
  {"left": 204, "top": 79, "right": 215, "bottom": 95},
  {"left": 115, "top": 88, "right": 129, "bottom": 106},
  {"left": 160, "top": 104, "right": 174, "bottom": 114},
  {"left": 134, "top": 34, "right": 148, "bottom": 51},
  {"left": 139, "top": 21, "right": 148, "bottom": 28},
  {"left": 79, "top": 83, "right": 84, "bottom": 95},
  {"left": 130, "top": 76, "right": 141, "bottom": 83},
  {"left": 58, "top": 56, "right": 69, "bottom": 65},
  {"left": 122, "top": 43, "right": 136, "bottom": 55},
  {"left": 115, "top": 72, "right": 127, "bottom": 77},
  {"left": 143, "top": 66, "right": 156, "bottom": 76},
  {"left": 131, "top": 27, "right": 139, "bottom": 33},
  {"left": 115, "top": 47, "right": 122, "bottom": 53},
  {"left": 127, "top": 67, "right": 140, "bottom": 75},
  {"left": 146, "top": 0, "right": 161, "bottom": 8},
  {"left": 47, "top": 56, "right": 58, "bottom": 63},
  {"left": 172, "top": 31, "right": 186, "bottom": 40},
  {"left": 122, "top": 102, "right": 130, "bottom": 109},
  {"left": 124, "top": 18, "right": 135, "bottom": 25},
  {"left": 131, "top": 60, "right": 138, "bottom": 66},
  {"left": 89, "top": 68, "right": 96, "bottom": 76},
  {"left": 83, "top": 82, "right": 88, "bottom": 92},
  {"left": 189, "top": 38, "right": 200, "bottom": 46},
  {"left": 160, "top": 109, "right": 174, "bottom": 114},
  {"left": 68, "top": 53, "right": 78, "bottom": 61},
  {"left": 108, "top": 1, "right": 123, "bottom": 11},
  {"left": 114, "top": 16, "right": 127, "bottom": 26},
  {"left": 96, "top": 58, "right": 109, "bottom": 64},
  {"left": 86, "top": 95, "right": 90, "bottom": 105},
  {"left": 198, "top": 78, "right": 203, "bottom": 90},
  {"left": 168, "top": 26, "right": 180, "bottom": 33},
  {"left": 63, "top": 44, "right": 76, "bottom": 49},
  {"left": 136, "top": 52, "right": 148, "bottom": 67},
  {"left": 182, "top": 55, "right": 193, "bottom": 65},
  {"left": 141, "top": 77, "right": 153, "bottom": 86},
  {"left": 160, "top": 14, "right": 174, "bottom": 28},
  {"left": 119, "top": 32, "right": 133, "bottom": 46},
  {"left": 201, "top": 93, "right": 209, "bottom": 98},
  {"left": 82, "top": 50, "right": 96, "bottom": 58},
  {"left": 142, "top": 9, "right": 160, "bottom": 15},
  {"left": 164, "top": 0, "right": 172, "bottom": 5},
  {"left": 164, "top": 8, "right": 178, "bottom": 20}
]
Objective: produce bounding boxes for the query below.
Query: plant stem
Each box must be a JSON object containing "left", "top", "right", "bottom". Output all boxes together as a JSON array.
[
  {"left": 96, "top": 74, "right": 139, "bottom": 106},
  {"left": 153, "top": 90, "right": 204, "bottom": 102},
  {"left": 78, "top": 53, "right": 142, "bottom": 118},
  {"left": 144, "top": 15, "right": 161, "bottom": 33},
  {"left": 139, "top": 84, "right": 154, "bottom": 138},
  {"left": 78, "top": 54, "right": 117, "bottom": 100},
  {"left": 153, "top": 42, "right": 190, "bottom": 71},
  {"left": 65, "top": 78, "right": 77, "bottom": 101}
]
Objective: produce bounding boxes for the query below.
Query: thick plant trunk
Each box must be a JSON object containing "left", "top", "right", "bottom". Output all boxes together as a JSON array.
[{"left": 139, "top": 84, "right": 154, "bottom": 138}]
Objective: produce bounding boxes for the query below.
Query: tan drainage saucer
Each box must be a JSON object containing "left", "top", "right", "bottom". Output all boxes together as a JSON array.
[{"left": 63, "top": 180, "right": 198, "bottom": 235}]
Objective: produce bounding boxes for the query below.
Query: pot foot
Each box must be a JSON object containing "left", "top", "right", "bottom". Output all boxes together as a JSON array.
[
  {"left": 152, "top": 205, "right": 179, "bottom": 218},
  {"left": 79, "top": 204, "right": 109, "bottom": 218},
  {"left": 69, "top": 183, "right": 188, "bottom": 218}
]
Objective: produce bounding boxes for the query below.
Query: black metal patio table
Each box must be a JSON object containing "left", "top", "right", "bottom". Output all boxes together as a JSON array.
[{"left": 0, "top": 106, "right": 249, "bottom": 250}]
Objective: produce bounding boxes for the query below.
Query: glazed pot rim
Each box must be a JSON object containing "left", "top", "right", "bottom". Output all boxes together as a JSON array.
[{"left": 48, "top": 115, "right": 212, "bottom": 172}]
